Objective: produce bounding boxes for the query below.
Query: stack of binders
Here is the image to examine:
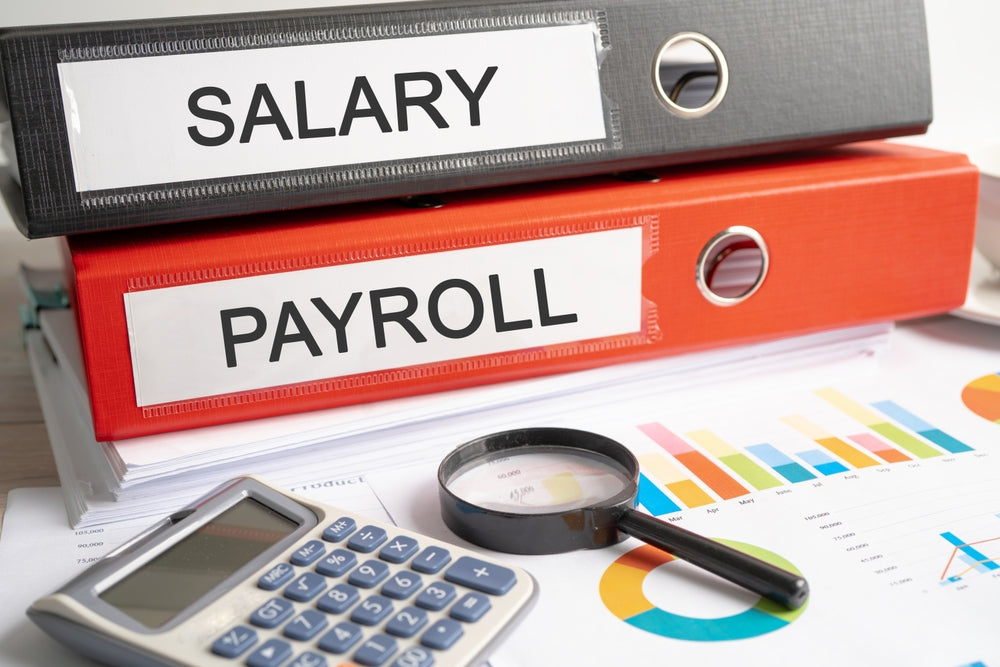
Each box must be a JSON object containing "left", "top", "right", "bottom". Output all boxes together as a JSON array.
[{"left": 0, "top": 1, "right": 980, "bottom": 512}]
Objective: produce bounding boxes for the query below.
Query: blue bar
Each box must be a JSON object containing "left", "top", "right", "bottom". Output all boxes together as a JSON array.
[
  {"left": 941, "top": 531, "right": 999, "bottom": 572},
  {"left": 797, "top": 449, "right": 849, "bottom": 475},
  {"left": 746, "top": 444, "right": 816, "bottom": 483},
  {"left": 637, "top": 473, "right": 682, "bottom": 516},
  {"left": 871, "top": 400, "right": 973, "bottom": 453}
]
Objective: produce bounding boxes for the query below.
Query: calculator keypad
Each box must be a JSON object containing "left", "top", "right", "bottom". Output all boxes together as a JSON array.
[{"left": 212, "top": 516, "right": 529, "bottom": 667}]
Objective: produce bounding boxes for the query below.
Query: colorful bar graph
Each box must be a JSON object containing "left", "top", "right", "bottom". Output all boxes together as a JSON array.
[
  {"left": 781, "top": 415, "right": 881, "bottom": 469},
  {"left": 637, "top": 454, "right": 716, "bottom": 508},
  {"left": 847, "top": 433, "right": 910, "bottom": 463},
  {"left": 637, "top": 423, "right": 749, "bottom": 500},
  {"left": 685, "top": 430, "right": 783, "bottom": 491},
  {"left": 637, "top": 473, "right": 682, "bottom": 515},
  {"left": 745, "top": 444, "right": 816, "bottom": 483},
  {"left": 815, "top": 388, "right": 947, "bottom": 459},
  {"left": 797, "top": 449, "right": 849, "bottom": 476},
  {"left": 871, "top": 400, "right": 973, "bottom": 454}
]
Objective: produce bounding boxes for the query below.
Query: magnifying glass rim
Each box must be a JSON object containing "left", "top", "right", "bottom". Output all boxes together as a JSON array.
[{"left": 437, "top": 427, "right": 640, "bottom": 518}]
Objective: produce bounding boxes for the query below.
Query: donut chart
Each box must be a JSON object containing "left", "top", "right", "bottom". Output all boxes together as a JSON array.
[
  {"left": 962, "top": 372, "right": 1000, "bottom": 424},
  {"left": 599, "top": 540, "right": 807, "bottom": 641}
]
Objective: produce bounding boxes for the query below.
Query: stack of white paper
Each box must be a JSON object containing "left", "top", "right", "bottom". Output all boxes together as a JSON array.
[{"left": 27, "top": 304, "right": 890, "bottom": 528}]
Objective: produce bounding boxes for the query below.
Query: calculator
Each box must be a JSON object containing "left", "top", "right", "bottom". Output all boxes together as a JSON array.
[{"left": 28, "top": 476, "right": 538, "bottom": 667}]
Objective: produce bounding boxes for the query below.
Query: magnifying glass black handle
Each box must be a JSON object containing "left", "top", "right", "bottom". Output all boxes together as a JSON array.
[{"left": 618, "top": 509, "right": 809, "bottom": 610}]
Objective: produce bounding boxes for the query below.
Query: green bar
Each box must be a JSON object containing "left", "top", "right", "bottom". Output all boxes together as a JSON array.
[
  {"left": 719, "top": 454, "right": 783, "bottom": 491},
  {"left": 870, "top": 423, "right": 943, "bottom": 459}
]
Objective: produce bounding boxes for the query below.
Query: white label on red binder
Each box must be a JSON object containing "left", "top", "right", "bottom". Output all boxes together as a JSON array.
[
  {"left": 57, "top": 24, "right": 606, "bottom": 193},
  {"left": 123, "top": 227, "right": 644, "bottom": 407}
]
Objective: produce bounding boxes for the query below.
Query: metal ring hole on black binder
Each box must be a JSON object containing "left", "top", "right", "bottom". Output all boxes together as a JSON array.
[
  {"left": 653, "top": 32, "right": 729, "bottom": 118},
  {"left": 696, "top": 226, "right": 769, "bottom": 306}
]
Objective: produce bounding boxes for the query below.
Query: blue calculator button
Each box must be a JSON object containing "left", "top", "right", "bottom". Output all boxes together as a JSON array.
[
  {"left": 450, "top": 592, "right": 491, "bottom": 622},
  {"left": 316, "top": 548, "right": 357, "bottom": 577},
  {"left": 317, "top": 583, "right": 361, "bottom": 614},
  {"left": 288, "top": 650, "right": 328, "bottom": 667},
  {"left": 348, "top": 560, "right": 391, "bottom": 588},
  {"left": 420, "top": 618, "right": 464, "bottom": 650},
  {"left": 210, "top": 624, "right": 257, "bottom": 658},
  {"left": 322, "top": 517, "right": 357, "bottom": 542},
  {"left": 410, "top": 546, "right": 451, "bottom": 574},
  {"left": 382, "top": 571, "right": 423, "bottom": 599},
  {"left": 284, "top": 572, "right": 327, "bottom": 601},
  {"left": 348, "top": 526, "right": 388, "bottom": 552},
  {"left": 444, "top": 556, "right": 517, "bottom": 595},
  {"left": 353, "top": 634, "right": 398, "bottom": 666},
  {"left": 378, "top": 535, "right": 420, "bottom": 563},
  {"left": 290, "top": 539, "right": 326, "bottom": 566},
  {"left": 318, "top": 621, "right": 363, "bottom": 654},
  {"left": 415, "top": 582, "right": 456, "bottom": 611},
  {"left": 390, "top": 646, "right": 434, "bottom": 667},
  {"left": 284, "top": 609, "right": 329, "bottom": 641},
  {"left": 257, "top": 562, "right": 295, "bottom": 590},
  {"left": 385, "top": 607, "right": 429, "bottom": 638},
  {"left": 351, "top": 594, "right": 394, "bottom": 626},
  {"left": 246, "top": 638, "right": 293, "bottom": 667},
  {"left": 250, "top": 598, "right": 295, "bottom": 628}
]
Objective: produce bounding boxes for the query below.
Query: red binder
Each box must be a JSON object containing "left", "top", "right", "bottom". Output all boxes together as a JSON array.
[{"left": 63, "top": 141, "right": 978, "bottom": 440}]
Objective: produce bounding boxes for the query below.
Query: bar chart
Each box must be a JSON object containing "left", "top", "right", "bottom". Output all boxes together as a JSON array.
[{"left": 633, "top": 386, "right": 974, "bottom": 515}]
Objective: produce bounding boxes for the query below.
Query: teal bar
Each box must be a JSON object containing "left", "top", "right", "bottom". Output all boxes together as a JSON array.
[
  {"left": 746, "top": 443, "right": 816, "bottom": 483},
  {"left": 871, "top": 400, "right": 973, "bottom": 453},
  {"left": 797, "top": 449, "right": 848, "bottom": 476}
]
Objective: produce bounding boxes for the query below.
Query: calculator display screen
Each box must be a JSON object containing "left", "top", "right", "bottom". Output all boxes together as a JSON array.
[{"left": 99, "top": 497, "right": 299, "bottom": 628}]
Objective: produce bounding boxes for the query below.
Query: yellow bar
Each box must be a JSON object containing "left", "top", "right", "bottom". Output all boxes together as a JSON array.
[
  {"left": 686, "top": 429, "right": 739, "bottom": 457},
  {"left": 666, "top": 479, "right": 716, "bottom": 508},
  {"left": 815, "top": 387, "right": 882, "bottom": 427},
  {"left": 817, "top": 437, "right": 880, "bottom": 468},
  {"left": 638, "top": 453, "right": 689, "bottom": 484},
  {"left": 781, "top": 414, "right": 831, "bottom": 440}
]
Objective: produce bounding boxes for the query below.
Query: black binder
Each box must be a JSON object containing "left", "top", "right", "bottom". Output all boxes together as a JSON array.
[{"left": 0, "top": 0, "right": 932, "bottom": 238}]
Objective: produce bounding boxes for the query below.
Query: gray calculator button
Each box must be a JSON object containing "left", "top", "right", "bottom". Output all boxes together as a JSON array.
[
  {"left": 284, "top": 572, "right": 327, "bottom": 601},
  {"left": 284, "top": 609, "right": 329, "bottom": 641},
  {"left": 317, "top": 583, "right": 361, "bottom": 614},
  {"left": 420, "top": 618, "right": 463, "bottom": 650},
  {"left": 450, "top": 592, "right": 491, "bottom": 622},
  {"left": 289, "top": 650, "right": 328, "bottom": 667},
  {"left": 290, "top": 539, "right": 326, "bottom": 566},
  {"left": 390, "top": 646, "right": 434, "bottom": 667},
  {"left": 318, "top": 621, "right": 363, "bottom": 654},
  {"left": 322, "top": 517, "right": 357, "bottom": 542},
  {"left": 247, "top": 638, "right": 293, "bottom": 667},
  {"left": 348, "top": 526, "right": 388, "bottom": 553},
  {"left": 316, "top": 548, "right": 357, "bottom": 577},
  {"left": 210, "top": 624, "right": 257, "bottom": 658},
  {"left": 353, "top": 634, "right": 398, "bottom": 666},
  {"left": 444, "top": 556, "right": 516, "bottom": 595},
  {"left": 250, "top": 598, "right": 294, "bottom": 628},
  {"left": 258, "top": 562, "right": 295, "bottom": 590}
]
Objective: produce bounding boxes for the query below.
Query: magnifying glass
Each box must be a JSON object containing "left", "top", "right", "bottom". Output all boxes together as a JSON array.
[{"left": 438, "top": 427, "right": 809, "bottom": 610}]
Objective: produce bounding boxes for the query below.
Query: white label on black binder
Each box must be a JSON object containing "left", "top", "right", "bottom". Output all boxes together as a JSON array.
[
  {"left": 57, "top": 24, "right": 606, "bottom": 193},
  {"left": 122, "top": 227, "right": 643, "bottom": 407}
]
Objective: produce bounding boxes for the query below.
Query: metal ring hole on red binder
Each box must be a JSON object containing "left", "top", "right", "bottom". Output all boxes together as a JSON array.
[
  {"left": 652, "top": 32, "right": 729, "bottom": 118},
  {"left": 696, "top": 226, "right": 769, "bottom": 306}
]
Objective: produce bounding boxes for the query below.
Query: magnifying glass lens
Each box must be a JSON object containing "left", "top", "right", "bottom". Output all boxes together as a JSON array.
[{"left": 444, "top": 446, "right": 633, "bottom": 515}]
